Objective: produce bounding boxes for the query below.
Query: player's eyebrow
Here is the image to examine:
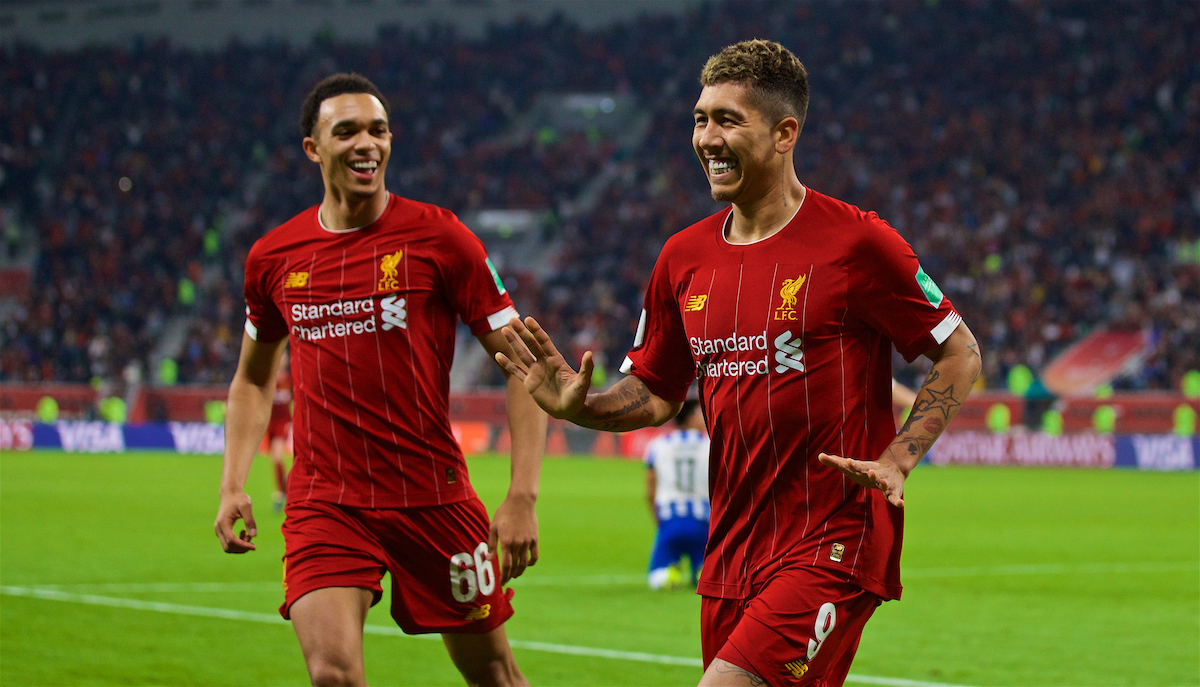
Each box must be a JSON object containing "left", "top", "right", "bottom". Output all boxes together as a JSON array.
[
  {"left": 331, "top": 117, "right": 389, "bottom": 131},
  {"left": 693, "top": 107, "right": 744, "bottom": 120}
]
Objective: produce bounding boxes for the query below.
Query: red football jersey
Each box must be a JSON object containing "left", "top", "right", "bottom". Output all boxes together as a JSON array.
[
  {"left": 243, "top": 194, "right": 517, "bottom": 508},
  {"left": 622, "top": 187, "right": 961, "bottom": 601}
]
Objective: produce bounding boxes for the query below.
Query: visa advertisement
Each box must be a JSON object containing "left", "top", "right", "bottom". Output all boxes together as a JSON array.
[{"left": 2, "top": 419, "right": 1197, "bottom": 469}]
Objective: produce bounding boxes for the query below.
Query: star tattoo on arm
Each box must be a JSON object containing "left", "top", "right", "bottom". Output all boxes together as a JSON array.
[{"left": 913, "top": 384, "right": 962, "bottom": 420}]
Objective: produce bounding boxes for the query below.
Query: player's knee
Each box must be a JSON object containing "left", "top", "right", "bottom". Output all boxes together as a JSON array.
[
  {"left": 456, "top": 653, "right": 525, "bottom": 687},
  {"left": 305, "top": 656, "right": 363, "bottom": 687}
]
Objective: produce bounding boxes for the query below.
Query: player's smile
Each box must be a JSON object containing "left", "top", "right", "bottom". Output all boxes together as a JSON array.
[
  {"left": 693, "top": 82, "right": 776, "bottom": 204},
  {"left": 347, "top": 158, "right": 379, "bottom": 181},
  {"left": 306, "top": 92, "right": 392, "bottom": 201},
  {"left": 706, "top": 157, "right": 738, "bottom": 181}
]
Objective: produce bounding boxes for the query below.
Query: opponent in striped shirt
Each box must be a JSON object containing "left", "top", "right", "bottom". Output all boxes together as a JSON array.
[
  {"left": 214, "top": 73, "right": 547, "bottom": 686},
  {"left": 644, "top": 399, "right": 710, "bottom": 590},
  {"left": 497, "top": 41, "right": 980, "bottom": 686}
]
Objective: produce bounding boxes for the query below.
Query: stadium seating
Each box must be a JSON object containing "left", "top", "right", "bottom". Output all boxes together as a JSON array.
[{"left": 1, "top": 0, "right": 1197, "bottom": 396}]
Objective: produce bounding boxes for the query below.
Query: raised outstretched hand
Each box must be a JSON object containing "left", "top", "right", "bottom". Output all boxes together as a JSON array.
[
  {"left": 494, "top": 316, "right": 593, "bottom": 420},
  {"left": 818, "top": 452, "right": 908, "bottom": 508}
]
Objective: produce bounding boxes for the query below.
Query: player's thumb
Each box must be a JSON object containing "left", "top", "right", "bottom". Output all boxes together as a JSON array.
[{"left": 578, "top": 351, "right": 595, "bottom": 387}]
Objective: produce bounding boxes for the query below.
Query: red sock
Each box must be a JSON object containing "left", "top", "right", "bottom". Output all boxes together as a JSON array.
[{"left": 273, "top": 461, "right": 288, "bottom": 493}]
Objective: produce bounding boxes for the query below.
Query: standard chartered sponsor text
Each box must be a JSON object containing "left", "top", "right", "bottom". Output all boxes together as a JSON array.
[
  {"left": 690, "top": 332, "right": 767, "bottom": 356},
  {"left": 691, "top": 330, "right": 805, "bottom": 378},
  {"left": 693, "top": 332, "right": 769, "bottom": 378},
  {"left": 289, "top": 298, "right": 391, "bottom": 341}
]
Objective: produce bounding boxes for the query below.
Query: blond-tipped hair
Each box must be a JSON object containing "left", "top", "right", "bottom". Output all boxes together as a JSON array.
[{"left": 700, "top": 39, "right": 808, "bottom": 131}]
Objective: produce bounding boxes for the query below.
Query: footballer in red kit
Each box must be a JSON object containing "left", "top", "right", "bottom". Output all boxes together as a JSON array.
[
  {"left": 215, "top": 74, "right": 546, "bottom": 687},
  {"left": 496, "top": 41, "right": 981, "bottom": 686},
  {"left": 265, "top": 352, "right": 292, "bottom": 511}
]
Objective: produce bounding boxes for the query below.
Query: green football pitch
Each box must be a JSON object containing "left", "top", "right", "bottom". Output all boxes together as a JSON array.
[{"left": 2, "top": 451, "right": 1197, "bottom": 686}]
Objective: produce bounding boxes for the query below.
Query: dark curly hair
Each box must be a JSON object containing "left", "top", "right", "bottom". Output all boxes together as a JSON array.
[
  {"left": 700, "top": 39, "right": 809, "bottom": 132},
  {"left": 298, "top": 73, "right": 390, "bottom": 138}
]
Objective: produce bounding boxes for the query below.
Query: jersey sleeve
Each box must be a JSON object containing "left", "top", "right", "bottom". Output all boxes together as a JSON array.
[
  {"left": 619, "top": 251, "right": 695, "bottom": 403},
  {"left": 242, "top": 242, "right": 288, "bottom": 343},
  {"left": 440, "top": 219, "right": 518, "bottom": 336},
  {"left": 849, "top": 215, "right": 962, "bottom": 362}
]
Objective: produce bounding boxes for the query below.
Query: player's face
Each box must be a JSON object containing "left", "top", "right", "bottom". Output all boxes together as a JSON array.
[
  {"left": 693, "top": 82, "right": 782, "bottom": 204},
  {"left": 304, "top": 93, "right": 391, "bottom": 199}
]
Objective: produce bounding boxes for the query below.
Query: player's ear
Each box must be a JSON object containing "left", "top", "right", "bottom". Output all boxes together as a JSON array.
[
  {"left": 302, "top": 135, "right": 322, "bottom": 163},
  {"left": 774, "top": 116, "right": 800, "bottom": 155}
]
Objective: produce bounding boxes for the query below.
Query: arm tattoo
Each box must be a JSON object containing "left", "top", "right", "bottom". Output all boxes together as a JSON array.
[
  {"left": 712, "top": 660, "right": 767, "bottom": 686},
  {"left": 582, "top": 376, "right": 656, "bottom": 431},
  {"left": 912, "top": 384, "right": 962, "bottom": 420},
  {"left": 898, "top": 411, "right": 924, "bottom": 435}
]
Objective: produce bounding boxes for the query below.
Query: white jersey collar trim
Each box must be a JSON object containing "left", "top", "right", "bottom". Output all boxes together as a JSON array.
[
  {"left": 721, "top": 185, "right": 807, "bottom": 246},
  {"left": 317, "top": 199, "right": 388, "bottom": 234}
]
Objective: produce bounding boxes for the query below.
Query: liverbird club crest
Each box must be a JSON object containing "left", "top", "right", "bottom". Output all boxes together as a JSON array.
[
  {"left": 774, "top": 273, "right": 806, "bottom": 321},
  {"left": 378, "top": 250, "right": 402, "bottom": 292}
]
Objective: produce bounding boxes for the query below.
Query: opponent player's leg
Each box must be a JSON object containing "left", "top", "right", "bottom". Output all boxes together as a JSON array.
[
  {"left": 648, "top": 518, "right": 684, "bottom": 590},
  {"left": 289, "top": 587, "right": 373, "bottom": 687},
  {"left": 685, "top": 516, "right": 709, "bottom": 587},
  {"left": 442, "top": 625, "right": 528, "bottom": 687}
]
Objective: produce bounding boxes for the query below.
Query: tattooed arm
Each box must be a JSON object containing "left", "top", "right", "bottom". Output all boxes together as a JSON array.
[
  {"left": 573, "top": 375, "right": 681, "bottom": 431},
  {"left": 819, "top": 321, "right": 980, "bottom": 507},
  {"left": 495, "top": 316, "right": 681, "bottom": 431}
]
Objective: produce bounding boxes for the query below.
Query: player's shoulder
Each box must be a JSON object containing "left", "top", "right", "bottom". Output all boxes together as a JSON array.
[
  {"left": 647, "top": 430, "right": 677, "bottom": 450},
  {"left": 389, "top": 194, "right": 459, "bottom": 225},
  {"left": 803, "top": 187, "right": 907, "bottom": 255},
  {"left": 249, "top": 205, "right": 320, "bottom": 257},
  {"left": 656, "top": 208, "right": 729, "bottom": 268},
  {"left": 386, "top": 194, "right": 482, "bottom": 248},
  {"left": 804, "top": 187, "right": 891, "bottom": 232}
]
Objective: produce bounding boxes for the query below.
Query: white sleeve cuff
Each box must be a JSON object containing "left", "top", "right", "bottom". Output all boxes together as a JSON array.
[
  {"left": 930, "top": 311, "right": 963, "bottom": 344},
  {"left": 486, "top": 306, "right": 520, "bottom": 331},
  {"left": 619, "top": 356, "right": 634, "bottom": 374},
  {"left": 244, "top": 319, "right": 259, "bottom": 341}
]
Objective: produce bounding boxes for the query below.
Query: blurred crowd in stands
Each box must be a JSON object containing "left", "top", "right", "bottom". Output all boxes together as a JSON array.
[{"left": 2, "top": 0, "right": 1197, "bottom": 393}]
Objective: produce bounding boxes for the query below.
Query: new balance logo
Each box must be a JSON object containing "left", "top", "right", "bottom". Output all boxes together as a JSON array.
[
  {"left": 684, "top": 295, "right": 707, "bottom": 312},
  {"left": 784, "top": 659, "right": 809, "bottom": 679},
  {"left": 284, "top": 272, "right": 309, "bottom": 288},
  {"left": 464, "top": 604, "right": 491, "bottom": 621},
  {"left": 380, "top": 295, "right": 407, "bottom": 330},
  {"left": 774, "top": 330, "right": 805, "bottom": 373}
]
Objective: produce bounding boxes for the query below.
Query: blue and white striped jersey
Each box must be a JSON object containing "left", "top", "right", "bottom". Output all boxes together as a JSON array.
[{"left": 645, "top": 429, "right": 710, "bottom": 521}]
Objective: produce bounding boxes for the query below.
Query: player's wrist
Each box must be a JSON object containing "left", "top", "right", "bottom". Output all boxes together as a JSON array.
[
  {"left": 503, "top": 489, "right": 538, "bottom": 504},
  {"left": 219, "top": 485, "right": 248, "bottom": 499}
]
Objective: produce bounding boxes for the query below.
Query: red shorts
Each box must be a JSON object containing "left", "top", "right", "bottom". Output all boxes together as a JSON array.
[
  {"left": 702, "top": 566, "right": 881, "bottom": 686},
  {"left": 279, "top": 497, "right": 514, "bottom": 635}
]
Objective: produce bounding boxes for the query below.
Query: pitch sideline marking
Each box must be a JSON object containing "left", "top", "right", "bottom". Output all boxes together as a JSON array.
[
  {"left": 1, "top": 585, "right": 974, "bottom": 687},
  {"left": 20, "top": 561, "right": 1198, "bottom": 595}
]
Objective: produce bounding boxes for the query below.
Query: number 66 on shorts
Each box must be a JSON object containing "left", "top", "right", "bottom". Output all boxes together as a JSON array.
[{"left": 450, "top": 542, "right": 496, "bottom": 602}]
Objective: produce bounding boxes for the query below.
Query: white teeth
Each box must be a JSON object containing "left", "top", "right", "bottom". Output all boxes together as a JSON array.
[
  {"left": 350, "top": 161, "right": 377, "bottom": 171},
  {"left": 709, "top": 160, "right": 734, "bottom": 175}
]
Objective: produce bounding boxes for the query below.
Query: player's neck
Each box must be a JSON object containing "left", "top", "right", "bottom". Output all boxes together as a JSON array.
[
  {"left": 318, "top": 189, "right": 389, "bottom": 232},
  {"left": 726, "top": 176, "right": 806, "bottom": 245}
]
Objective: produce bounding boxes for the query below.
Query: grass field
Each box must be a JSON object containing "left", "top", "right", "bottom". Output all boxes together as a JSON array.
[{"left": 1, "top": 451, "right": 1197, "bottom": 687}]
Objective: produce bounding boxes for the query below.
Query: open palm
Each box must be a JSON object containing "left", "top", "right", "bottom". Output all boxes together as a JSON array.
[{"left": 495, "top": 316, "right": 594, "bottom": 420}]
